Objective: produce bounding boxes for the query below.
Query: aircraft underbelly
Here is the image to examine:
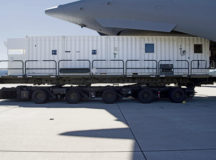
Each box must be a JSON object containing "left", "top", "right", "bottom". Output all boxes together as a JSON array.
[
  {"left": 96, "top": 18, "right": 176, "bottom": 33},
  {"left": 45, "top": 0, "right": 216, "bottom": 41}
]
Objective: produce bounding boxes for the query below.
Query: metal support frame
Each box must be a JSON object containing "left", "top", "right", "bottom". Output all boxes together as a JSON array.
[
  {"left": 58, "top": 59, "right": 91, "bottom": 75},
  {"left": 0, "top": 59, "right": 210, "bottom": 77},
  {"left": 126, "top": 60, "right": 157, "bottom": 75},
  {"left": 158, "top": 60, "right": 190, "bottom": 75},
  {"left": 191, "top": 60, "right": 208, "bottom": 74},
  {"left": 25, "top": 60, "right": 57, "bottom": 76},
  {"left": 210, "top": 60, "right": 216, "bottom": 69},
  {"left": 92, "top": 60, "right": 124, "bottom": 75},
  {"left": 0, "top": 60, "right": 24, "bottom": 76}
]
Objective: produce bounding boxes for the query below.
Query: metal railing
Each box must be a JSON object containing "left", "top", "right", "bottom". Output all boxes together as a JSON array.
[
  {"left": 58, "top": 60, "right": 91, "bottom": 75},
  {"left": 0, "top": 59, "right": 212, "bottom": 77},
  {"left": 0, "top": 60, "right": 24, "bottom": 76},
  {"left": 158, "top": 60, "right": 190, "bottom": 75},
  {"left": 175, "top": 60, "right": 190, "bottom": 75},
  {"left": 191, "top": 60, "right": 208, "bottom": 74},
  {"left": 92, "top": 60, "right": 124, "bottom": 75},
  {"left": 25, "top": 60, "right": 57, "bottom": 76},
  {"left": 210, "top": 60, "right": 216, "bottom": 69},
  {"left": 126, "top": 60, "right": 157, "bottom": 75}
]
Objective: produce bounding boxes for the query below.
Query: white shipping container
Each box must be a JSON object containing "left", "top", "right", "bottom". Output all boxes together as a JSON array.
[{"left": 5, "top": 36, "right": 210, "bottom": 77}]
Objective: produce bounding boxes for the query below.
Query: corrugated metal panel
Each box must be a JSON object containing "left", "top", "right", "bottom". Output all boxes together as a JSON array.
[{"left": 6, "top": 36, "right": 210, "bottom": 76}]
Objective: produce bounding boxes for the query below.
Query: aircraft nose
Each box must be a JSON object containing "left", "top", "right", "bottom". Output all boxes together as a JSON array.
[
  {"left": 45, "top": 1, "right": 84, "bottom": 21},
  {"left": 45, "top": 6, "right": 62, "bottom": 16},
  {"left": 45, "top": 1, "right": 94, "bottom": 29},
  {"left": 45, "top": 0, "right": 85, "bottom": 16},
  {"left": 45, "top": 4, "right": 79, "bottom": 23}
]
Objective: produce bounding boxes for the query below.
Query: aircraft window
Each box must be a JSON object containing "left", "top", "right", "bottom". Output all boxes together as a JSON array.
[
  {"left": 194, "top": 44, "right": 203, "bottom": 54},
  {"left": 145, "top": 44, "right": 155, "bottom": 53}
]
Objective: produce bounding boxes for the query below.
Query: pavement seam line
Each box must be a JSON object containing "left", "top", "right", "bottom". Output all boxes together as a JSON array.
[
  {"left": 116, "top": 103, "right": 148, "bottom": 160},
  {"left": 144, "top": 148, "right": 216, "bottom": 152}
]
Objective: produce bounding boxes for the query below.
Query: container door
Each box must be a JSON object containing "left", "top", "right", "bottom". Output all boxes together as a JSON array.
[
  {"left": 7, "top": 38, "right": 26, "bottom": 76},
  {"left": 92, "top": 37, "right": 108, "bottom": 75},
  {"left": 108, "top": 37, "right": 124, "bottom": 75},
  {"left": 59, "top": 37, "right": 91, "bottom": 76},
  {"left": 177, "top": 37, "right": 190, "bottom": 76}
]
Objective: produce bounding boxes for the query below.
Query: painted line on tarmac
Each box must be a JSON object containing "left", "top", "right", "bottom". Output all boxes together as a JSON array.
[
  {"left": 116, "top": 103, "right": 148, "bottom": 160},
  {"left": 0, "top": 150, "right": 142, "bottom": 153}
]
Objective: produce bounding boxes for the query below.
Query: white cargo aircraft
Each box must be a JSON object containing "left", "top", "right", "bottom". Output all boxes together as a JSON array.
[{"left": 45, "top": 0, "right": 216, "bottom": 41}]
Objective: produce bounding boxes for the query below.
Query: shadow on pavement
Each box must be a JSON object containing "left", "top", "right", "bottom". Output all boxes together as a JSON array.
[
  {"left": 1, "top": 96, "right": 216, "bottom": 160},
  {"left": 60, "top": 128, "right": 133, "bottom": 139},
  {"left": 0, "top": 96, "right": 216, "bottom": 108}
]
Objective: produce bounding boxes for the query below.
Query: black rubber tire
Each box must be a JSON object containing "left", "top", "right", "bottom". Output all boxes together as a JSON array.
[
  {"left": 138, "top": 88, "right": 154, "bottom": 103},
  {"left": 131, "top": 91, "right": 138, "bottom": 99},
  {"left": 169, "top": 88, "right": 185, "bottom": 103},
  {"left": 102, "top": 89, "right": 118, "bottom": 104},
  {"left": 186, "top": 88, "right": 195, "bottom": 100},
  {"left": 32, "top": 89, "right": 48, "bottom": 104},
  {"left": 66, "top": 89, "right": 81, "bottom": 104}
]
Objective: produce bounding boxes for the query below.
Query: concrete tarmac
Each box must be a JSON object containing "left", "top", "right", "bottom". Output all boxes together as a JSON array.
[{"left": 0, "top": 85, "right": 216, "bottom": 160}]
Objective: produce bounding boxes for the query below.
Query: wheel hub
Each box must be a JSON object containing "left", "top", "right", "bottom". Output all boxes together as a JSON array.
[{"left": 36, "top": 93, "right": 45, "bottom": 100}]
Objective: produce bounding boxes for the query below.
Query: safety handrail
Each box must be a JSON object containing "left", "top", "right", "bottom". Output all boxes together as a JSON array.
[
  {"left": 210, "top": 60, "right": 216, "bottom": 69},
  {"left": 175, "top": 60, "right": 190, "bottom": 75},
  {"left": 191, "top": 60, "right": 207, "bottom": 69},
  {"left": 126, "top": 60, "right": 157, "bottom": 75},
  {"left": 0, "top": 59, "right": 211, "bottom": 77},
  {"left": 158, "top": 60, "right": 172, "bottom": 65},
  {"left": 158, "top": 60, "right": 190, "bottom": 75},
  {"left": 0, "top": 60, "right": 24, "bottom": 76},
  {"left": 58, "top": 59, "right": 91, "bottom": 75},
  {"left": 25, "top": 60, "right": 57, "bottom": 76},
  {"left": 191, "top": 60, "right": 208, "bottom": 74},
  {"left": 92, "top": 59, "right": 124, "bottom": 75}
]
